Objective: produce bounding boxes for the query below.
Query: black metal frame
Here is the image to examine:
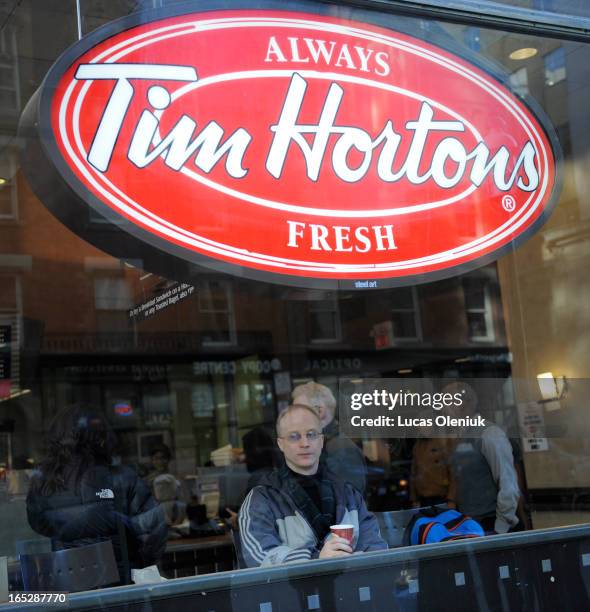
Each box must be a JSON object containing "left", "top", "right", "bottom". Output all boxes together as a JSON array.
[
  {"left": 321, "top": 0, "right": 590, "bottom": 42},
  {"left": 5, "top": 523, "right": 590, "bottom": 610}
]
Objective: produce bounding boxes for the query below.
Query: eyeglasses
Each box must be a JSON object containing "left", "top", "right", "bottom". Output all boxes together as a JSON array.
[{"left": 280, "top": 430, "right": 322, "bottom": 443}]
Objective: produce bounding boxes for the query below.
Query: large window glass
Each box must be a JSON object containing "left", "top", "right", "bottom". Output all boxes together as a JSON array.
[{"left": 0, "top": 1, "right": 589, "bottom": 609}]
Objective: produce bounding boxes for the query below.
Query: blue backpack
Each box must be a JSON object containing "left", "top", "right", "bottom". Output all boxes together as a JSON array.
[{"left": 405, "top": 508, "right": 484, "bottom": 546}]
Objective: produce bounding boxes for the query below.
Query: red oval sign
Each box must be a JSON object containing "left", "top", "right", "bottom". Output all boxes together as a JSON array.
[{"left": 24, "top": 6, "right": 561, "bottom": 289}]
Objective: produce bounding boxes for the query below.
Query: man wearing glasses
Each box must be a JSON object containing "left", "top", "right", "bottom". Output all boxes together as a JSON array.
[{"left": 238, "top": 404, "right": 386, "bottom": 567}]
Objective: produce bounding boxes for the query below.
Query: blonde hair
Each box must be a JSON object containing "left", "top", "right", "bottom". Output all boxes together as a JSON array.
[
  {"left": 291, "top": 382, "right": 336, "bottom": 413},
  {"left": 276, "top": 403, "right": 321, "bottom": 436}
]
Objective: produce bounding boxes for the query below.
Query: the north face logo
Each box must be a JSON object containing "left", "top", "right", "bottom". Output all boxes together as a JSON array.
[{"left": 96, "top": 488, "right": 114, "bottom": 499}]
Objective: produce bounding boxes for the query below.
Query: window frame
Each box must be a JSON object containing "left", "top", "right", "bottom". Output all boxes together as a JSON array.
[
  {"left": 462, "top": 277, "right": 496, "bottom": 342},
  {"left": 308, "top": 295, "right": 342, "bottom": 344},
  {"left": 198, "top": 279, "right": 237, "bottom": 347},
  {"left": 390, "top": 286, "right": 423, "bottom": 343}
]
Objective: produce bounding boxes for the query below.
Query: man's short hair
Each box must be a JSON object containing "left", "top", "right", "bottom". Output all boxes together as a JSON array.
[
  {"left": 291, "top": 382, "right": 337, "bottom": 413},
  {"left": 455, "top": 382, "right": 478, "bottom": 417},
  {"left": 459, "top": 382, "right": 478, "bottom": 410},
  {"left": 276, "top": 403, "right": 321, "bottom": 436},
  {"left": 443, "top": 381, "right": 478, "bottom": 411}
]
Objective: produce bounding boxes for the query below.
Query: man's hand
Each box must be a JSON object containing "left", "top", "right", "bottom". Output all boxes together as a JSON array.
[
  {"left": 319, "top": 536, "right": 352, "bottom": 559},
  {"left": 225, "top": 507, "right": 238, "bottom": 530}
]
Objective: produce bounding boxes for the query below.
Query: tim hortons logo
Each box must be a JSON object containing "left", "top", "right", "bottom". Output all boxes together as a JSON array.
[{"left": 25, "top": 9, "right": 560, "bottom": 288}]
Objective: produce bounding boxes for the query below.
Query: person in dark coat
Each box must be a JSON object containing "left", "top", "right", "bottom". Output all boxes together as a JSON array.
[
  {"left": 26, "top": 405, "right": 167, "bottom": 584},
  {"left": 242, "top": 426, "right": 282, "bottom": 492}
]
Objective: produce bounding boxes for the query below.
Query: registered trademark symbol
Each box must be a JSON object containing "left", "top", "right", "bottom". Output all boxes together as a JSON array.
[{"left": 502, "top": 195, "right": 516, "bottom": 212}]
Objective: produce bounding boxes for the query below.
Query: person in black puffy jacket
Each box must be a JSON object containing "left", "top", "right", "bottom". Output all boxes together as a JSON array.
[{"left": 26, "top": 405, "right": 167, "bottom": 584}]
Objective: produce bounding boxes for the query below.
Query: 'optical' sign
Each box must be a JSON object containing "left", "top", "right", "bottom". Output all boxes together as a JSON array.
[{"left": 22, "top": 6, "right": 560, "bottom": 288}]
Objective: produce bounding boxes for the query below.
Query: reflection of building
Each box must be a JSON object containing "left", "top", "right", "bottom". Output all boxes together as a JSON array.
[
  {"left": 3, "top": 164, "right": 513, "bottom": 475},
  {"left": 0, "top": 1, "right": 590, "bottom": 607},
  {"left": 0, "top": 0, "right": 588, "bottom": 534}
]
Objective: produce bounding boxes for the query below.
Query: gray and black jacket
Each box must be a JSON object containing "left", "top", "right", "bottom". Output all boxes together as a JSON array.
[{"left": 238, "top": 469, "right": 386, "bottom": 567}]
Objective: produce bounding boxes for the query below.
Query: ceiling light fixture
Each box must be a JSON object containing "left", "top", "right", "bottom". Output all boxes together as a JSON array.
[{"left": 509, "top": 47, "right": 538, "bottom": 60}]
